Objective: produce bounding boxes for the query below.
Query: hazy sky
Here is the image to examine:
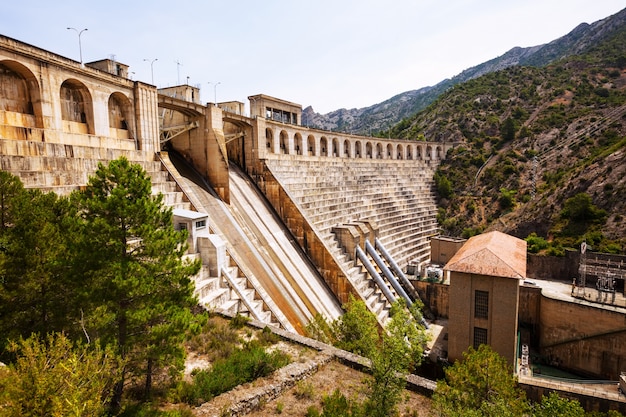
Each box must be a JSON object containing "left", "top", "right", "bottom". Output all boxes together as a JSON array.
[{"left": 2, "top": 1, "right": 624, "bottom": 113}]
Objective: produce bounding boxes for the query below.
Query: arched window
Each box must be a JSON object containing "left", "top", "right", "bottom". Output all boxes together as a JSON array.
[
  {"left": 376, "top": 143, "right": 383, "bottom": 159},
  {"left": 320, "top": 137, "right": 328, "bottom": 156},
  {"left": 0, "top": 61, "right": 42, "bottom": 129},
  {"left": 280, "top": 130, "right": 289, "bottom": 154},
  {"left": 332, "top": 138, "right": 339, "bottom": 157},
  {"left": 355, "top": 141, "right": 362, "bottom": 158},
  {"left": 407, "top": 145, "right": 413, "bottom": 160},
  {"left": 265, "top": 128, "right": 273, "bottom": 152},
  {"left": 307, "top": 135, "right": 316, "bottom": 156},
  {"left": 396, "top": 144, "right": 404, "bottom": 160},
  {"left": 366, "top": 142, "right": 373, "bottom": 158},
  {"left": 0, "top": 63, "right": 33, "bottom": 115},
  {"left": 343, "top": 140, "right": 350, "bottom": 157},
  {"left": 294, "top": 133, "right": 303, "bottom": 155},
  {"left": 386, "top": 143, "right": 393, "bottom": 159},
  {"left": 60, "top": 79, "right": 94, "bottom": 134}
]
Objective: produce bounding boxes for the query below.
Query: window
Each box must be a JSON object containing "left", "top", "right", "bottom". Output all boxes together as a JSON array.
[
  {"left": 195, "top": 219, "right": 206, "bottom": 229},
  {"left": 177, "top": 223, "right": 187, "bottom": 231},
  {"left": 473, "top": 327, "right": 488, "bottom": 349},
  {"left": 474, "top": 290, "right": 489, "bottom": 319}
]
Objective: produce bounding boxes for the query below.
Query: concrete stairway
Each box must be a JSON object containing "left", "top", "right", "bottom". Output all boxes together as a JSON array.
[
  {"left": 192, "top": 253, "right": 282, "bottom": 327},
  {"left": 262, "top": 156, "right": 441, "bottom": 327},
  {"left": 264, "top": 157, "right": 440, "bottom": 270}
]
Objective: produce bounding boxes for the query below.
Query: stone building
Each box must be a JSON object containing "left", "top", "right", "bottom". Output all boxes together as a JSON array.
[{"left": 446, "top": 231, "right": 527, "bottom": 365}]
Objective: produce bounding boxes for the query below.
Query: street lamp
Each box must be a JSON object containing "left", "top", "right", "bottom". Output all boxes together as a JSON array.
[
  {"left": 213, "top": 82, "right": 221, "bottom": 106},
  {"left": 66, "top": 27, "right": 87, "bottom": 65},
  {"left": 143, "top": 58, "right": 158, "bottom": 85}
]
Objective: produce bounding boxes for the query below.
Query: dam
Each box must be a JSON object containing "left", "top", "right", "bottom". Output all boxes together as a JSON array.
[{"left": 0, "top": 34, "right": 453, "bottom": 333}]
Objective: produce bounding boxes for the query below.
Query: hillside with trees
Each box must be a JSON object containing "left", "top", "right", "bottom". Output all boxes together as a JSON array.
[{"left": 392, "top": 19, "right": 626, "bottom": 254}]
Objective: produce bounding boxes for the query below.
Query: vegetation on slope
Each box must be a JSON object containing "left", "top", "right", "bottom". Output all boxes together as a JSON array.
[{"left": 394, "top": 24, "right": 626, "bottom": 254}]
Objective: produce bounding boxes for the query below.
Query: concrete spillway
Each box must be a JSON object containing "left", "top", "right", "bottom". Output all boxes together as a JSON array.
[{"left": 165, "top": 153, "right": 342, "bottom": 333}]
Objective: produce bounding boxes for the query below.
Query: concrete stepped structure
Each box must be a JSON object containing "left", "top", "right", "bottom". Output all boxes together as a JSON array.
[{"left": 262, "top": 157, "right": 440, "bottom": 269}]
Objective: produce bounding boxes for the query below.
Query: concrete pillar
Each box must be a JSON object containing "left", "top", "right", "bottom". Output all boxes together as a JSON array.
[{"left": 198, "top": 234, "right": 227, "bottom": 277}]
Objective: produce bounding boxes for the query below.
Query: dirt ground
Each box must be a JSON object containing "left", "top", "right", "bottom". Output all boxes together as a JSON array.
[{"left": 243, "top": 358, "right": 432, "bottom": 417}]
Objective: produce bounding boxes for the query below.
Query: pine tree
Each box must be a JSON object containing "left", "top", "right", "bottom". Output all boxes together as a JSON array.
[
  {"left": 432, "top": 344, "right": 530, "bottom": 417},
  {"left": 73, "top": 157, "right": 200, "bottom": 410},
  {"left": 0, "top": 175, "right": 75, "bottom": 354}
]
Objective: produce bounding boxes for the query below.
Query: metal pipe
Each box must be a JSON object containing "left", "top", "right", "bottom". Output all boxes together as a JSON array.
[
  {"left": 356, "top": 246, "right": 396, "bottom": 305},
  {"left": 366, "top": 240, "right": 412, "bottom": 307},
  {"left": 374, "top": 238, "right": 429, "bottom": 329},
  {"left": 375, "top": 238, "right": 421, "bottom": 301}
]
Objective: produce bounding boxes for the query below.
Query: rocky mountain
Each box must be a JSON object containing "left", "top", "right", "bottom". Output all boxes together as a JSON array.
[
  {"left": 305, "top": 7, "right": 626, "bottom": 136},
  {"left": 402, "top": 16, "right": 626, "bottom": 254}
]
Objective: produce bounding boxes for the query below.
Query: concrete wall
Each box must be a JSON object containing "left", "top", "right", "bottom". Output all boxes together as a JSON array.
[{"left": 539, "top": 295, "right": 626, "bottom": 380}]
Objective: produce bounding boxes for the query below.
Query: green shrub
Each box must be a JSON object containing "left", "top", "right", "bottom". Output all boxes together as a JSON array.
[
  {"left": 179, "top": 342, "right": 291, "bottom": 406},
  {"left": 525, "top": 233, "right": 549, "bottom": 254}
]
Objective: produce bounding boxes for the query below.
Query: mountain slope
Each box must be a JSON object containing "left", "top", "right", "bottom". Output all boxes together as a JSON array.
[
  {"left": 409, "top": 23, "right": 626, "bottom": 253},
  {"left": 305, "top": 7, "right": 626, "bottom": 136}
]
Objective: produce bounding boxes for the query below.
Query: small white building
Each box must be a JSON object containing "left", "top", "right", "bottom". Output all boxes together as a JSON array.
[{"left": 173, "top": 208, "right": 210, "bottom": 254}]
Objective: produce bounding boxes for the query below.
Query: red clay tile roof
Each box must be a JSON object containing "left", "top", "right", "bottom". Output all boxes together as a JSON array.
[{"left": 443, "top": 231, "right": 527, "bottom": 279}]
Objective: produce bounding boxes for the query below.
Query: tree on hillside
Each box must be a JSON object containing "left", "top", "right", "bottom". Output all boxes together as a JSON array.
[
  {"left": 365, "top": 300, "right": 428, "bottom": 417},
  {"left": 432, "top": 344, "right": 529, "bottom": 417},
  {"left": 332, "top": 294, "right": 379, "bottom": 358},
  {"left": 72, "top": 157, "right": 201, "bottom": 411}
]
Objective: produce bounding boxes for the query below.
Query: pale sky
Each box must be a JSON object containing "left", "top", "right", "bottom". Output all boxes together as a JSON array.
[{"left": 2, "top": 1, "right": 624, "bottom": 114}]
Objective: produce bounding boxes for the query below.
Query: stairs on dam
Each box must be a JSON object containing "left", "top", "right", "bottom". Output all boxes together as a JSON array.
[
  {"left": 158, "top": 152, "right": 343, "bottom": 334},
  {"left": 263, "top": 156, "right": 440, "bottom": 327},
  {"left": 264, "top": 157, "right": 440, "bottom": 270},
  {"left": 329, "top": 241, "right": 393, "bottom": 325}
]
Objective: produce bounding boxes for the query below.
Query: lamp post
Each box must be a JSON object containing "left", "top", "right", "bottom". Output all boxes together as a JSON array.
[
  {"left": 143, "top": 58, "right": 158, "bottom": 85},
  {"left": 66, "top": 27, "right": 87, "bottom": 65},
  {"left": 213, "top": 82, "right": 221, "bottom": 106}
]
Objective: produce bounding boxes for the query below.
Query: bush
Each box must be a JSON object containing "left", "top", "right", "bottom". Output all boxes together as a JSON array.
[
  {"left": 525, "top": 233, "right": 549, "bottom": 254},
  {"left": 178, "top": 342, "right": 291, "bottom": 405}
]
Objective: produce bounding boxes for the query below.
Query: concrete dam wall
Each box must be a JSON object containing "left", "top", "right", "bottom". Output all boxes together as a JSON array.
[{"left": 0, "top": 35, "right": 450, "bottom": 334}]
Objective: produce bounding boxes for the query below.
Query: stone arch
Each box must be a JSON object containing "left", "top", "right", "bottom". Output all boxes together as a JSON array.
[
  {"left": 343, "top": 139, "right": 351, "bottom": 158},
  {"left": 331, "top": 137, "right": 339, "bottom": 157},
  {"left": 355, "top": 141, "right": 362, "bottom": 158},
  {"left": 436, "top": 146, "right": 443, "bottom": 160},
  {"left": 294, "top": 132, "right": 303, "bottom": 155},
  {"left": 108, "top": 92, "right": 134, "bottom": 141},
  {"left": 426, "top": 145, "right": 433, "bottom": 160},
  {"left": 386, "top": 143, "right": 393, "bottom": 159},
  {"left": 265, "top": 128, "right": 273, "bottom": 153},
  {"left": 416, "top": 145, "right": 423, "bottom": 160},
  {"left": 279, "top": 130, "right": 289, "bottom": 154},
  {"left": 396, "top": 144, "right": 404, "bottom": 160},
  {"left": 320, "top": 136, "right": 328, "bottom": 156},
  {"left": 0, "top": 60, "right": 43, "bottom": 128},
  {"left": 376, "top": 143, "right": 383, "bottom": 159},
  {"left": 307, "top": 134, "right": 316, "bottom": 156},
  {"left": 365, "top": 142, "right": 373, "bottom": 158},
  {"left": 60, "top": 79, "right": 94, "bottom": 134},
  {"left": 406, "top": 144, "right": 413, "bottom": 160}
]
